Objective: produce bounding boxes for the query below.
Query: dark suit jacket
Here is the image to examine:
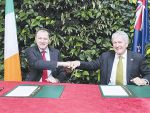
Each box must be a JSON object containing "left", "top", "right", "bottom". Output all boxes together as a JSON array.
[
  {"left": 79, "top": 50, "right": 150, "bottom": 85},
  {"left": 25, "top": 46, "right": 66, "bottom": 82}
]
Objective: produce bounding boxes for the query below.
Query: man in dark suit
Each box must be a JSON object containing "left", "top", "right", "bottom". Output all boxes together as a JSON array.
[
  {"left": 70, "top": 31, "right": 150, "bottom": 86},
  {"left": 25, "top": 28, "right": 70, "bottom": 83}
]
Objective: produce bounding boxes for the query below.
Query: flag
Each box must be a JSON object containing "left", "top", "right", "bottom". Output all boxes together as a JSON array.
[
  {"left": 4, "top": 0, "right": 22, "bottom": 81},
  {"left": 132, "top": 0, "right": 149, "bottom": 58}
]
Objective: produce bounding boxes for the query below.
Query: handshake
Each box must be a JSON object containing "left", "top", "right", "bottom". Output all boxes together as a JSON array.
[{"left": 57, "top": 61, "right": 80, "bottom": 70}]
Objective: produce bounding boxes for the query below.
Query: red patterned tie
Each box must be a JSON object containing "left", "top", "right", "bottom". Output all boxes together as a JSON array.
[{"left": 42, "top": 51, "right": 47, "bottom": 82}]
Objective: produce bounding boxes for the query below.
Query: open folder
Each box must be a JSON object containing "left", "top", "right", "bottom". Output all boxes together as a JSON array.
[
  {"left": 1, "top": 84, "right": 65, "bottom": 98},
  {"left": 99, "top": 85, "right": 150, "bottom": 98}
]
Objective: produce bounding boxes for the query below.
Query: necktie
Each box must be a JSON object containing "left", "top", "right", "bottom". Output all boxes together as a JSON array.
[
  {"left": 116, "top": 56, "right": 123, "bottom": 85},
  {"left": 42, "top": 51, "right": 47, "bottom": 82}
]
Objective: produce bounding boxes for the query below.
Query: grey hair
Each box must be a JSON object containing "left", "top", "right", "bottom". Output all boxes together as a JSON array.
[
  {"left": 111, "top": 31, "right": 129, "bottom": 43},
  {"left": 35, "top": 28, "right": 50, "bottom": 38}
]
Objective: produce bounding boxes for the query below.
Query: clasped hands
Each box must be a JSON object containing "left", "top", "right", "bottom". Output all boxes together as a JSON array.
[{"left": 57, "top": 61, "right": 80, "bottom": 70}]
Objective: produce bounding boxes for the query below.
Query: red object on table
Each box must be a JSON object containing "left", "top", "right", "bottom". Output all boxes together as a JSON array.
[{"left": 0, "top": 81, "right": 150, "bottom": 113}]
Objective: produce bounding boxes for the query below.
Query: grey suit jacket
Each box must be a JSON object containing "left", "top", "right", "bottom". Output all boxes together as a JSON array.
[
  {"left": 25, "top": 46, "right": 66, "bottom": 82},
  {"left": 79, "top": 50, "right": 150, "bottom": 85}
]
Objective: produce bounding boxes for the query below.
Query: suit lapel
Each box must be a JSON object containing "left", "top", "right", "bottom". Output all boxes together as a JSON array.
[
  {"left": 107, "top": 52, "right": 115, "bottom": 84},
  {"left": 35, "top": 46, "right": 43, "bottom": 60},
  {"left": 49, "top": 47, "right": 55, "bottom": 61},
  {"left": 126, "top": 50, "right": 133, "bottom": 84}
]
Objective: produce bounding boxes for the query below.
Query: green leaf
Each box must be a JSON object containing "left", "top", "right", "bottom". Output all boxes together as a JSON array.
[
  {"left": 20, "top": 12, "right": 26, "bottom": 17},
  {"left": 87, "top": 57, "right": 92, "bottom": 62},
  {"left": 51, "top": 20, "right": 55, "bottom": 24},
  {"left": 75, "top": 51, "right": 78, "bottom": 56},
  {"left": 69, "top": 49, "right": 76, "bottom": 53},
  {"left": 29, "top": 9, "right": 34, "bottom": 14},
  {"left": 36, "top": 16, "right": 42, "bottom": 19},
  {"left": 101, "top": 16, "right": 105, "bottom": 21},
  {"left": 86, "top": 76, "right": 90, "bottom": 81},
  {"left": 31, "top": 19, "right": 36, "bottom": 23},
  {"left": 75, "top": 42, "right": 82, "bottom": 46},
  {"left": 147, "top": 49, "right": 150, "bottom": 54},
  {"left": 96, "top": 38, "right": 101, "bottom": 44},
  {"left": 96, "top": 12, "right": 101, "bottom": 18},
  {"left": 26, "top": 19, "right": 31, "bottom": 24},
  {"left": 46, "top": 20, "right": 50, "bottom": 25},
  {"left": 83, "top": 71, "right": 89, "bottom": 76},
  {"left": 79, "top": 54, "right": 85, "bottom": 60},
  {"left": 75, "top": 73, "right": 81, "bottom": 77},
  {"left": 40, "top": 17, "right": 45, "bottom": 20},
  {"left": 105, "top": 10, "right": 108, "bottom": 14}
]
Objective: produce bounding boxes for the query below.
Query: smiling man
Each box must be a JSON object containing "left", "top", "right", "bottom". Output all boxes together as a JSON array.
[
  {"left": 25, "top": 28, "right": 69, "bottom": 83},
  {"left": 70, "top": 31, "right": 150, "bottom": 86}
]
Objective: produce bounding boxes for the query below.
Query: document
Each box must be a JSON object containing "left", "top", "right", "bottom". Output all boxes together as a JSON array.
[
  {"left": 100, "top": 86, "right": 128, "bottom": 96},
  {"left": 6, "top": 86, "right": 38, "bottom": 97}
]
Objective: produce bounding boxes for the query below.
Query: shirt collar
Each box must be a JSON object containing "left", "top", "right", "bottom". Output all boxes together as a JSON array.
[
  {"left": 115, "top": 50, "right": 127, "bottom": 59},
  {"left": 38, "top": 47, "right": 49, "bottom": 53}
]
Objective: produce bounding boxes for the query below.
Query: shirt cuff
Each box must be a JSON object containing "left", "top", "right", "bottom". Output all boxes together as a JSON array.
[
  {"left": 79, "top": 61, "right": 81, "bottom": 66},
  {"left": 55, "top": 78, "right": 60, "bottom": 83},
  {"left": 142, "top": 79, "right": 149, "bottom": 85}
]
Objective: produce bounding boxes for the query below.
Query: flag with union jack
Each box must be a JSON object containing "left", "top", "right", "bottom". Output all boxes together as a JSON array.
[{"left": 132, "top": 0, "right": 149, "bottom": 58}]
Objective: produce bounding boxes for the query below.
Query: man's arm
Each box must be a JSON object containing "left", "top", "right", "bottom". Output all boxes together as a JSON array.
[
  {"left": 130, "top": 53, "right": 150, "bottom": 86},
  {"left": 57, "top": 62, "right": 71, "bottom": 68},
  {"left": 70, "top": 58, "right": 101, "bottom": 71}
]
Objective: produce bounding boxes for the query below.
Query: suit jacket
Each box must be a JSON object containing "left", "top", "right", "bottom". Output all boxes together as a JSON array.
[
  {"left": 25, "top": 46, "right": 66, "bottom": 82},
  {"left": 79, "top": 50, "right": 150, "bottom": 85}
]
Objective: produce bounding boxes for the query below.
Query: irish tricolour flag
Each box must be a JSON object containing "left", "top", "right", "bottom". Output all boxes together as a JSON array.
[{"left": 4, "top": 0, "right": 22, "bottom": 81}]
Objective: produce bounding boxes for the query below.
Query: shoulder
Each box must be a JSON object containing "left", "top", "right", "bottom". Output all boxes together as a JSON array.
[
  {"left": 127, "top": 50, "right": 144, "bottom": 63},
  {"left": 98, "top": 51, "right": 115, "bottom": 62},
  {"left": 25, "top": 46, "right": 38, "bottom": 52},
  {"left": 127, "top": 50, "right": 143, "bottom": 58},
  {"left": 101, "top": 50, "right": 115, "bottom": 57},
  {"left": 49, "top": 47, "right": 60, "bottom": 53}
]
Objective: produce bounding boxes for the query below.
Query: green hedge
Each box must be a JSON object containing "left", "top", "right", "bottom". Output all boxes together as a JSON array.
[{"left": 0, "top": 0, "right": 149, "bottom": 83}]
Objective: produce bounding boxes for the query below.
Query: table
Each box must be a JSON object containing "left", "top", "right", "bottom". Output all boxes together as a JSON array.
[{"left": 0, "top": 81, "right": 150, "bottom": 113}]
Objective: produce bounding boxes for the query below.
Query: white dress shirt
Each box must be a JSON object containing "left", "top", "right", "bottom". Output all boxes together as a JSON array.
[
  {"left": 38, "top": 47, "right": 52, "bottom": 82},
  {"left": 108, "top": 50, "right": 127, "bottom": 85}
]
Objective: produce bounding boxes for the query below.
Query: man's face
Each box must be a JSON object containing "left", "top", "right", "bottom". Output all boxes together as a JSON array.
[
  {"left": 112, "top": 37, "right": 128, "bottom": 55},
  {"left": 35, "top": 30, "right": 50, "bottom": 50}
]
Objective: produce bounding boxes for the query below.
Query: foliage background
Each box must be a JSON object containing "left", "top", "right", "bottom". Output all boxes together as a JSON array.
[{"left": 0, "top": 0, "right": 150, "bottom": 83}]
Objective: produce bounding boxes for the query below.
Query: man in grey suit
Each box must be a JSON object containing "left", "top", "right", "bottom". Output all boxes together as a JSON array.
[
  {"left": 70, "top": 31, "right": 150, "bottom": 86},
  {"left": 25, "top": 28, "right": 70, "bottom": 83}
]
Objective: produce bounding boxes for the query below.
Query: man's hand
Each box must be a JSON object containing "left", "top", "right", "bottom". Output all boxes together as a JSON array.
[
  {"left": 45, "top": 76, "right": 58, "bottom": 83},
  {"left": 57, "top": 62, "right": 71, "bottom": 68},
  {"left": 70, "top": 61, "right": 80, "bottom": 70},
  {"left": 130, "top": 77, "right": 147, "bottom": 86}
]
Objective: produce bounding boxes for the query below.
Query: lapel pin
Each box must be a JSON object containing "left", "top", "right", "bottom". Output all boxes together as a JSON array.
[{"left": 130, "top": 59, "right": 133, "bottom": 61}]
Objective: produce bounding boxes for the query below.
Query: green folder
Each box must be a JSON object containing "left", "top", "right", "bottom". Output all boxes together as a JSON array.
[
  {"left": 127, "top": 85, "right": 150, "bottom": 98},
  {"left": 34, "top": 85, "right": 65, "bottom": 98},
  {"left": 99, "top": 85, "right": 150, "bottom": 98},
  {"left": 1, "top": 84, "right": 65, "bottom": 98}
]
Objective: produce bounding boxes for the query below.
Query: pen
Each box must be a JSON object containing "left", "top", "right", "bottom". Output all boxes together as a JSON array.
[
  {"left": 0, "top": 87, "right": 4, "bottom": 91},
  {"left": 122, "top": 86, "right": 132, "bottom": 95},
  {"left": 31, "top": 87, "right": 40, "bottom": 94}
]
